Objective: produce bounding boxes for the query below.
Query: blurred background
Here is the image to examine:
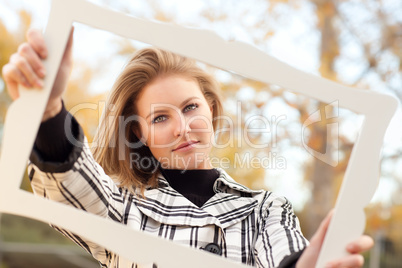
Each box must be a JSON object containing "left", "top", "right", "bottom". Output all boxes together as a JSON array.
[{"left": 0, "top": 0, "right": 401, "bottom": 267}]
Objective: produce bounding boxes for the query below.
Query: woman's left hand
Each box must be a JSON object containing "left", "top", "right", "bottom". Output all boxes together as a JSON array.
[{"left": 296, "top": 210, "right": 374, "bottom": 268}]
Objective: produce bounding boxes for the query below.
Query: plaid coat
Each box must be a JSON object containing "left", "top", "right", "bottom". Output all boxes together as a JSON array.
[{"left": 29, "top": 139, "right": 308, "bottom": 268}]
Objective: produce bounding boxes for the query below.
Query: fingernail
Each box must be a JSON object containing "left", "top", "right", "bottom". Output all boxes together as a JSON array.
[
  {"left": 40, "top": 50, "right": 48, "bottom": 58},
  {"left": 39, "top": 68, "right": 46, "bottom": 77},
  {"left": 36, "top": 79, "right": 44, "bottom": 88},
  {"left": 347, "top": 243, "right": 356, "bottom": 252},
  {"left": 22, "top": 78, "right": 31, "bottom": 88}
]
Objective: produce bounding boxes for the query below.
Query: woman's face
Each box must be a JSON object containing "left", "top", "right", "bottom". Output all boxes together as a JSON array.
[{"left": 135, "top": 75, "right": 214, "bottom": 170}]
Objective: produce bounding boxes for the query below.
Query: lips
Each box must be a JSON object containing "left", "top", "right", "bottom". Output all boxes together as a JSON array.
[{"left": 173, "top": 141, "right": 199, "bottom": 151}]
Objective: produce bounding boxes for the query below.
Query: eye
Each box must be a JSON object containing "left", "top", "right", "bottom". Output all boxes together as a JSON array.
[
  {"left": 183, "top": 103, "right": 198, "bottom": 113},
  {"left": 152, "top": 115, "right": 167, "bottom": 124}
]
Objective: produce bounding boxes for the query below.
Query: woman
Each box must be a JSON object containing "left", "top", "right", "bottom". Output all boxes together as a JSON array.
[{"left": 2, "top": 28, "right": 373, "bottom": 268}]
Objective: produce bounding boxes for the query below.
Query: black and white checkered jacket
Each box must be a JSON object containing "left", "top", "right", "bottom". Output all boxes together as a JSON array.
[{"left": 28, "top": 134, "right": 308, "bottom": 268}]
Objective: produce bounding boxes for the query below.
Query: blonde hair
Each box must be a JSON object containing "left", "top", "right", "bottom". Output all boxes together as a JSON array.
[{"left": 92, "top": 47, "right": 223, "bottom": 195}]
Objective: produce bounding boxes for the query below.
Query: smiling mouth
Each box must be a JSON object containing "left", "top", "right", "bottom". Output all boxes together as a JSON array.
[{"left": 173, "top": 141, "right": 199, "bottom": 152}]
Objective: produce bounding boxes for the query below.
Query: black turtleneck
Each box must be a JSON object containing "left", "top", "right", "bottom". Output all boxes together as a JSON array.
[{"left": 159, "top": 168, "right": 219, "bottom": 207}]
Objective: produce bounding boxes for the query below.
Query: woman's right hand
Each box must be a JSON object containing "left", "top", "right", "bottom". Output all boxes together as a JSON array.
[
  {"left": 2, "top": 28, "right": 74, "bottom": 121},
  {"left": 296, "top": 210, "right": 373, "bottom": 268}
]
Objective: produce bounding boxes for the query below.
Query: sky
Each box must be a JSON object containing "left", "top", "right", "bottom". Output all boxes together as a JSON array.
[{"left": 1, "top": 0, "right": 401, "bottom": 210}]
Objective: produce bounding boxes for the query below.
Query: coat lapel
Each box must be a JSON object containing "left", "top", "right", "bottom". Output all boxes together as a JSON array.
[
  {"left": 133, "top": 185, "right": 220, "bottom": 227},
  {"left": 133, "top": 169, "right": 263, "bottom": 229}
]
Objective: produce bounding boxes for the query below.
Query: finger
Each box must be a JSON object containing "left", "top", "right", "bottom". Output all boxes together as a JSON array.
[
  {"left": 3, "top": 61, "right": 32, "bottom": 89},
  {"left": 9, "top": 54, "right": 43, "bottom": 88},
  {"left": 2, "top": 63, "right": 29, "bottom": 100},
  {"left": 17, "top": 42, "right": 46, "bottom": 78},
  {"left": 325, "top": 254, "right": 364, "bottom": 268},
  {"left": 26, "top": 28, "right": 48, "bottom": 59},
  {"left": 66, "top": 26, "right": 74, "bottom": 54},
  {"left": 346, "top": 235, "right": 374, "bottom": 254}
]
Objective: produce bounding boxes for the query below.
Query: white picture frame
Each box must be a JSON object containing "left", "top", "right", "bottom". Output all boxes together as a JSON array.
[{"left": 0, "top": 0, "right": 398, "bottom": 267}]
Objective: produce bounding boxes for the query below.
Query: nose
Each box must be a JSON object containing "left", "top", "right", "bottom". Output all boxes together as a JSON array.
[{"left": 173, "top": 116, "right": 190, "bottom": 137}]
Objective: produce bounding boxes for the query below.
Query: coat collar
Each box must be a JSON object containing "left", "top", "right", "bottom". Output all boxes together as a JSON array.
[{"left": 133, "top": 168, "right": 263, "bottom": 229}]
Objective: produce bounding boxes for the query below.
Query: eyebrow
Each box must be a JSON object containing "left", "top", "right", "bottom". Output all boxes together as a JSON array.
[{"left": 145, "top": 97, "right": 200, "bottom": 120}]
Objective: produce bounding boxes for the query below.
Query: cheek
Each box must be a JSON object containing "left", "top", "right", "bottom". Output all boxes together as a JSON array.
[
  {"left": 190, "top": 120, "right": 210, "bottom": 131},
  {"left": 191, "top": 109, "right": 213, "bottom": 129},
  {"left": 147, "top": 124, "right": 177, "bottom": 146},
  {"left": 148, "top": 133, "right": 176, "bottom": 161},
  {"left": 152, "top": 130, "right": 169, "bottom": 143}
]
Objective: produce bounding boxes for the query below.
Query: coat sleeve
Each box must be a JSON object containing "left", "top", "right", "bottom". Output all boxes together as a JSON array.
[
  {"left": 27, "top": 112, "right": 126, "bottom": 267},
  {"left": 254, "top": 192, "right": 309, "bottom": 268}
]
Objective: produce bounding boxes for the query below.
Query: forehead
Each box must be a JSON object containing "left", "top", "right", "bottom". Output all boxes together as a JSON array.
[{"left": 137, "top": 75, "right": 204, "bottom": 108}]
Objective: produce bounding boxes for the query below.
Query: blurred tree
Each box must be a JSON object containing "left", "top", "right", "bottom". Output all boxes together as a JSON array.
[
  {"left": 63, "top": 62, "right": 107, "bottom": 143},
  {"left": 299, "top": 0, "right": 341, "bottom": 238}
]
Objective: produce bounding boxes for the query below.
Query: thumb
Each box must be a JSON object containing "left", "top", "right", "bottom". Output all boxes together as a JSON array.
[
  {"left": 311, "top": 209, "right": 334, "bottom": 246},
  {"left": 295, "top": 210, "right": 335, "bottom": 268},
  {"left": 63, "top": 27, "right": 74, "bottom": 61}
]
